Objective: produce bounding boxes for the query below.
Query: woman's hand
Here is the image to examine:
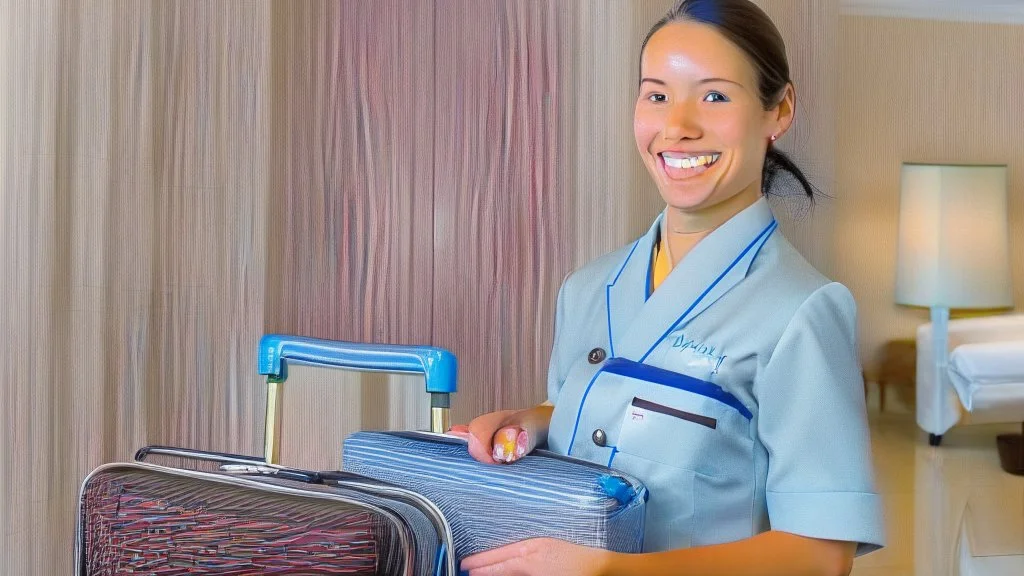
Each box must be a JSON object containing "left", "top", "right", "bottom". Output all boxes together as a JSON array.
[
  {"left": 449, "top": 404, "right": 554, "bottom": 464},
  {"left": 460, "top": 537, "right": 611, "bottom": 576}
]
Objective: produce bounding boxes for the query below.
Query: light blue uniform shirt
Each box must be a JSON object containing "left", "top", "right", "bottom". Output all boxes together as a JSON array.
[{"left": 546, "top": 198, "right": 885, "bottom": 555}]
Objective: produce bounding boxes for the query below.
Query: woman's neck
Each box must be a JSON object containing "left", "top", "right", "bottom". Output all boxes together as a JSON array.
[{"left": 663, "top": 186, "right": 761, "bottom": 266}]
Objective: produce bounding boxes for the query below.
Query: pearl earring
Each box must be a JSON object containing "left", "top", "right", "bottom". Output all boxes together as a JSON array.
[{"left": 770, "top": 134, "right": 778, "bottom": 142}]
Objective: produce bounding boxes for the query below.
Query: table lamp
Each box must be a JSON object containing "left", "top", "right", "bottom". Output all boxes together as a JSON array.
[{"left": 894, "top": 163, "right": 1012, "bottom": 445}]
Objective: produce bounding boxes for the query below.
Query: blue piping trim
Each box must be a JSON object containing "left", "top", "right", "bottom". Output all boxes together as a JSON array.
[
  {"left": 435, "top": 542, "right": 446, "bottom": 576},
  {"left": 638, "top": 220, "right": 777, "bottom": 363},
  {"left": 607, "top": 446, "right": 619, "bottom": 467},
  {"left": 749, "top": 220, "right": 778, "bottom": 263},
  {"left": 602, "top": 357, "right": 752, "bottom": 419},
  {"left": 644, "top": 237, "right": 655, "bottom": 301},
  {"left": 566, "top": 368, "right": 607, "bottom": 457},
  {"left": 576, "top": 220, "right": 770, "bottom": 456},
  {"left": 611, "top": 239, "right": 641, "bottom": 285},
  {"left": 605, "top": 284, "right": 614, "bottom": 358},
  {"left": 644, "top": 265, "right": 653, "bottom": 301},
  {"left": 606, "top": 239, "right": 642, "bottom": 358},
  {"left": 566, "top": 357, "right": 752, "bottom": 462}
]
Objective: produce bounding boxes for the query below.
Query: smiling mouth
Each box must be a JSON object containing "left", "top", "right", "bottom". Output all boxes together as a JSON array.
[{"left": 658, "top": 152, "right": 721, "bottom": 180}]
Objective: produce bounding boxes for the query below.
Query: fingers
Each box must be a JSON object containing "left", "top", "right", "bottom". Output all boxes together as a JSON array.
[
  {"left": 466, "top": 409, "right": 516, "bottom": 464},
  {"left": 463, "top": 539, "right": 552, "bottom": 576},
  {"left": 463, "top": 407, "right": 547, "bottom": 465},
  {"left": 464, "top": 559, "right": 525, "bottom": 576},
  {"left": 466, "top": 432, "right": 497, "bottom": 464},
  {"left": 491, "top": 426, "right": 531, "bottom": 463},
  {"left": 461, "top": 541, "right": 528, "bottom": 572},
  {"left": 446, "top": 424, "right": 471, "bottom": 440}
]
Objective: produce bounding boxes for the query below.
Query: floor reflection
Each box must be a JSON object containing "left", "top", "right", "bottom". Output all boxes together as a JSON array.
[{"left": 852, "top": 405, "right": 1024, "bottom": 576}]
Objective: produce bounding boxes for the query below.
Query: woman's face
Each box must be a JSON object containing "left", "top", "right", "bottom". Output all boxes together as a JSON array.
[{"left": 634, "top": 21, "right": 792, "bottom": 218}]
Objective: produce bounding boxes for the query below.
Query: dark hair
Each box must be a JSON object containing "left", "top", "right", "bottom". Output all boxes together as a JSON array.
[{"left": 641, "top": 0, "right": 816, "bottom": 199}]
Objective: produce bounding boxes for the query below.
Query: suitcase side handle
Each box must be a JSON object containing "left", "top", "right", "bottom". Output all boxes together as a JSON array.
[
  {"left": 133, "top": 445, "right": 322, "bottom": 483},
  {"left": 135, "top": 445, "right": 266, "bottom": 466},
  {"left": 257, "top": 334, "right": 458, "bottom": 464},
  {"left": 257, "top": 334, "right": 457, "bottom": 393}
]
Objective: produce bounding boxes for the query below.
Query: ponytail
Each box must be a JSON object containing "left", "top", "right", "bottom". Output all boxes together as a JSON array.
[{"left": 762, "top": 147, "right": 817, "bottom": 199}]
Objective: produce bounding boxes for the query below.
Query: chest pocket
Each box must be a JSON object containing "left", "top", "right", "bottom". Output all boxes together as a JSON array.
[
  {"left": 606, "top": 359, "right": 753, "bottom": 478},
  {"left": 596, "top": 358, "right": 756, "bottom": 551}
]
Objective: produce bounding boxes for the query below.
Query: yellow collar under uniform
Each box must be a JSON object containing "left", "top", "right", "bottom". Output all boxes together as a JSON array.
[
  {"left": 650, "top": 232, "right": 671, "bottom": 294},
  {"left": 545, "top": 197, "right": 885, "bottom": 555}
]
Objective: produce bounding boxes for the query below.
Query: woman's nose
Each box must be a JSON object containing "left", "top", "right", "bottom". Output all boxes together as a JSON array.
[{"left": 663, "top": 101, "right": 701, "bottom": 141}]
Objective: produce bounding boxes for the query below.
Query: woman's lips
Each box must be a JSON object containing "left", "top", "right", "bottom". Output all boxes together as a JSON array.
[{"left": 658, "top": 152, "right": 721, "bottom": 181}]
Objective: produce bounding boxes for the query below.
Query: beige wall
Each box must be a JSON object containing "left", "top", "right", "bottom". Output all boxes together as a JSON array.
[
  {"left": 835, "top": 16, "right": 1024, "bottom": 373},
  {"left": 758, "top": 0, "right": 840, "bottom": 275}
]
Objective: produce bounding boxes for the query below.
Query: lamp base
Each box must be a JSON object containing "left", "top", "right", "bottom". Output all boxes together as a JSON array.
[
  {"left": 996, "top": 423, "right": 1024, "bottom": 476},
  {"left": 929, "top": 433, "right": 943, "bottom": 447}
]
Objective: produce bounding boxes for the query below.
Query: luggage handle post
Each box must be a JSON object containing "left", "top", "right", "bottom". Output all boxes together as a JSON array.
[{"left": 257, "top": 334, "right": 458, "bottom": 464}]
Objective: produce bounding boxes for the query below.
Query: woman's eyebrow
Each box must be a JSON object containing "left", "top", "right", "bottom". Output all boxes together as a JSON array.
[
  {"left": 698, "top": 77, "right": 743, "bottom": 87},
  {"left": 639, "top": 77, "right": 744, "bottom": 88}
]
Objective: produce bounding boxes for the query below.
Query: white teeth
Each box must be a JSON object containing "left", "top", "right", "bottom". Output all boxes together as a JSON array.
[{"left": 662, "top": 154, "right": 719, "bottom": 170}]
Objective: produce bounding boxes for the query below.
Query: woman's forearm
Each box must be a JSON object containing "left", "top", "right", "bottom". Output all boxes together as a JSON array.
[{"left": 601, "top": 531, "right": 855, "bottom": 576}]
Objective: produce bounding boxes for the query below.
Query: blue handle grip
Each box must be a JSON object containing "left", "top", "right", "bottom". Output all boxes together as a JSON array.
[{"left": 258, "top": 334, "right": 457, "bottom": 394}]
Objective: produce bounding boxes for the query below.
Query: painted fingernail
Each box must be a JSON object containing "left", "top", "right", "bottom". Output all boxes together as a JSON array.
[
  {"left": 492, "top": 428, "right": 518, "bottom": 463},
  {"left": 515, "top": 430, "right": 528, "bottom": 457}
]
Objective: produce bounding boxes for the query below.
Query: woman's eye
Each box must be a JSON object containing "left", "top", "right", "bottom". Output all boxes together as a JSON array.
[
  {"left": 647, "top": 93, "right": 667, "bottom": 103},
  {"left": 703, "top": 91, "right": 729, "bottom": 103}
]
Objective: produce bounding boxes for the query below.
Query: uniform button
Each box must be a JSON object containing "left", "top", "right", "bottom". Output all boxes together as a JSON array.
[
  {"left": 592, "top": 428, "right": 607, "bottom": 447},
  {"left": 588, "top": 348, "right": 606, "bottom": 364}
]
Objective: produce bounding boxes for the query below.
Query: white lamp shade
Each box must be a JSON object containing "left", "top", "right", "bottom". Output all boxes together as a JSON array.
[{"left": 895, "top": 164, "right": 1012, "bottom": 309}]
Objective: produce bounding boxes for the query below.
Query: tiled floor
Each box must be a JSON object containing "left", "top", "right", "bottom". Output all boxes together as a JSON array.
[{"left": 851, "top": 394, "right": 1024, "bottom": 576}]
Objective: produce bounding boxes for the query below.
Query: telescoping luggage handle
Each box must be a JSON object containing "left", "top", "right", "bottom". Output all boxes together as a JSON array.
[{"left": 257, "top": 334, "right": 458, "bottom": 464}]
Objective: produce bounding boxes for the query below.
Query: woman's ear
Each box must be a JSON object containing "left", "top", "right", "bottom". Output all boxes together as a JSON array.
[{"left": 767, "top": 83, "right": 796, "bottom": 141}]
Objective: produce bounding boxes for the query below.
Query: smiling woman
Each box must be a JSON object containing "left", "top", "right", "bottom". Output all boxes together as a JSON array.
[
  {"left": 634, "top": 4, "right": 815, "bottom": 261},
  {"left": 458, "top": 1, "right": 884, "bottom": 575}
]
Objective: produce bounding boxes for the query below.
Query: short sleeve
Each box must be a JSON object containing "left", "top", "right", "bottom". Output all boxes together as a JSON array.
[
  {"left": 546, "top": 278, "right": 571, "bottom": 405},
  {"left": 756, "top": 282, "right": 885, "bottom": 555}
]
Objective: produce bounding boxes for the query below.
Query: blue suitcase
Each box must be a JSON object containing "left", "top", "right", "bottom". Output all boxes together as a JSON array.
[
  {"left": 259, "top": 335, "right": 648, "bottom": 567},
  {"left": 342, "top": 430, "right": 648, "bottom": 562}
]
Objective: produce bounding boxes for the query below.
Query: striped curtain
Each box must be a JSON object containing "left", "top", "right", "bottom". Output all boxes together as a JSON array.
[{"left": 0, "top": 1, "right": 834, "bottom": 573}]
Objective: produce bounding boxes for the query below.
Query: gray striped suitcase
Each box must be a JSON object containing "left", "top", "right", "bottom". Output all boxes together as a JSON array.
[
  {"left": 77, "top": 334, "right": 463, "bottom": 576},
  {"left": 77, "top": 446, "right": 457, "bottom": 575}
]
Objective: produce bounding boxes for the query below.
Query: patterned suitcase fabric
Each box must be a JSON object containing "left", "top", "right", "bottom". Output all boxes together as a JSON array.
[
  {"left": 341, "top": 431, "right": 648, "bottom": 561},
  {"left": 292, "top": 473, "right": 452, "bottom": 576},
  {"left": 78, "top": 464, "right": 411, "bottom": 576},
  {"left": 78, "top": 336, "right": 466, "bottom": 576}
]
